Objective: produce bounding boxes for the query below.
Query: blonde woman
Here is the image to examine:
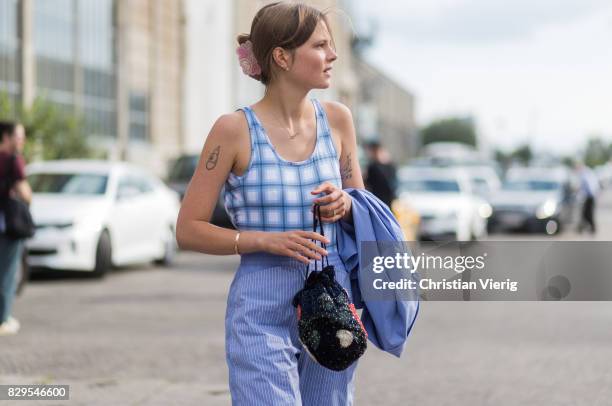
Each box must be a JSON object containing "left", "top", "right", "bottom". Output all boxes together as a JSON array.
[{"left": 176, "top": 2, "right": 365, "bottom": 404}]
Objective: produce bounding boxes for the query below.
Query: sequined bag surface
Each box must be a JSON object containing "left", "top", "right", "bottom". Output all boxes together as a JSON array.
[{"left": 292, "top": 205, "right": 367, "bottom": 371}]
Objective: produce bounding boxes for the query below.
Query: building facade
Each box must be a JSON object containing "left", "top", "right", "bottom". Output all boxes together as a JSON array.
[
  {"left": 1, "top": 0, "right": 414, "bottom": 172},
  {"left": 0, "top": 0, "right": 185, "bottom": 177},
  {"left": 354, "top": 57, "right": 418, "bottom": 164},
  {"left": 0, "top": 0, "right": 22, "bottom": 107},
  {"left": 116, "top": 0, "right": 185, "bottom": 175}
]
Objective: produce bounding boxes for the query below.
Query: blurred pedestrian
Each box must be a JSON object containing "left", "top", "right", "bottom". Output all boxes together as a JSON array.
[
  {"left": 0, "top": 121, "right": 32, "bottom": 336},
  {"left": 364, "top": 141, "right": 397, "bottom": 207},
  {"left": 175, "top": 2, "right": 366, "bottom": 404},
  {"left": 575, "top": 161, "right": 599, "bottom": 234},
  {"left": 13, "top": 123, "right": 29, "bottom": 296}
]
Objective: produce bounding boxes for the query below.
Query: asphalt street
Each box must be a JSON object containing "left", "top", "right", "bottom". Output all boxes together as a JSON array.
[{"left": 1, "top": 192, "right": 611, "bottom": 405}]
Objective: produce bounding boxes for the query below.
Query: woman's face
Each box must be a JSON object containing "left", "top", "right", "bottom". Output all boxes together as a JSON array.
[{"left": 290, "top": 20, "right": 337, "bottom": 89}]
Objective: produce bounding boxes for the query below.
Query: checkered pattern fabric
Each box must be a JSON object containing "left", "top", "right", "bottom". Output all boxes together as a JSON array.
[{"left": 224, "top": 99, "right": 342, "bottom": 253}]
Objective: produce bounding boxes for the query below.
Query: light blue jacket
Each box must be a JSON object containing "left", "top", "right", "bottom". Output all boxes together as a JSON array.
[{"left": 335, "top": 188, "right": 420, "bottom": 357}]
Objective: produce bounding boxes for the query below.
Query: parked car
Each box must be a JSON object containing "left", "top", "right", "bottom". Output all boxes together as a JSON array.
[
  {"left": 25, "top": 160, "right": 180, "bottom": 276},
  {"left": 457, "top": 165, "right": 502, "bottom": 199},
  {"left": 166, "top": 154, "right": 234, "bottom": 228},
  {"left": 396, "top": 167, "right": 491, "bottom": 241},
  {"left": 487, "top": 167, "right": 575, "bottom": 234}
]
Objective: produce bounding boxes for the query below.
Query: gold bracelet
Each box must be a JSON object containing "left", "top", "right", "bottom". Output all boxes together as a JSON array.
[{"left": 234, "top": 231, "right": 241, "bottom": 255}]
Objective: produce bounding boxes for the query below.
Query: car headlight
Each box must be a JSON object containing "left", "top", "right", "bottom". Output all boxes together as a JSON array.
[
  {"left": 536, "top": 199, "right": 557, "bottom": 219},
  {"left": 478, "top": 203, "right": 493, "bottom": 218}
]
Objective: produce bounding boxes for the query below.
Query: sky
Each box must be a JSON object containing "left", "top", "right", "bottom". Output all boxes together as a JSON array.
[{"left": 353, "top": 0, "right": 612, "bottom": 155}]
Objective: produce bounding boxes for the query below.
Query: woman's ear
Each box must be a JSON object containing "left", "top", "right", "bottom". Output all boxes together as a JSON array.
[{"left": 272, "top": 47, "right": 292, "bottom": 71}]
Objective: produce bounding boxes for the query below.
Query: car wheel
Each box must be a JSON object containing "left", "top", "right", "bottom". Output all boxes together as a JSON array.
[
  {"left": 545, "top": 219, "right": 560, "bottom": 235},
  {"left": 92, "top": 230, "right": 112, "bottom": 278},
  {"left": 154, "top": 226, "right": 176, "bottom": 266}
]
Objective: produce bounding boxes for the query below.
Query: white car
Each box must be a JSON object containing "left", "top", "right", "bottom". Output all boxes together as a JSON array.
[
  {"left": 397, "top": 167, "right": 491, "bottom": 241},
  {"left": 25, "top": 160, "right": 180, "bottom": 276},
  {"left": 457, "top": 165, "right": 502, "bottom": 198}
]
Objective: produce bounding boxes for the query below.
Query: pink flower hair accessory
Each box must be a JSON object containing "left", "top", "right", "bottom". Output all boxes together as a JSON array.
[{"left": 236, "top": 40, "right": 262, "bottom": 79}]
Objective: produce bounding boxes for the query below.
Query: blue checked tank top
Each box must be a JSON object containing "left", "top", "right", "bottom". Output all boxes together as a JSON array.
[{"left": 223, "top": 98, "right": 342, "bottom": 253}]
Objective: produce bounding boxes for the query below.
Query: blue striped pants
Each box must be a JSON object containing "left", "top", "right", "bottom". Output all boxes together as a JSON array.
[{"left": 225, "top": 251, "right": 359, "bottom": 405}]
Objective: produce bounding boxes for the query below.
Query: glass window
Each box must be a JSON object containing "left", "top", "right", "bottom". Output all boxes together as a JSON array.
[
  {"left": 0, "top": 0, "right": 18, "bottom": 49},
  {"left": 83, "top": 68, "right": 114, "bottom": 98},
  {"left": 399, "top": 179, "right": 461, "bottom": 193},
  {"left": 117, "top": 175, "right": 153, "bottom": 196},
  {"left": 28, "top": 173, "right": 109, "bottom": 195},
  {"left": 78, "top": 0, "right": 113, "bottom": 70},
  {"left": 34, "top": 0, "right": 75, "bottom": 62},
  {"left": 135, "top": 177, "right": 155, "bottom": 193},
  {"left": 503, "top": 180, "right": 560, "bottom": 191},
  {"left": 117, "top": 177, "right": 142, "bottom": 197},
  {"left": 129, "top": 91, "right": 149, "bottom": 141},
  {"left": 33, "top": 0, "right": 117, "bottom": 138},
  {"left": 36, "top": 57, "right": 75, "bottom": 92},
  {"left": 471, "top": 177, "right": 490, "bottom": 192},
  {"left": 0, "top": 0, "right": 20, "bottom": 99}
]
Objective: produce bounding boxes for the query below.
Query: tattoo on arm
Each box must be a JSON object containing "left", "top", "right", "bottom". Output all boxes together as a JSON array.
[
  {"left": 205, "top": 146, "right": 220, "bottom": 170},
  {"left": 341, "top": 152, "right": 353, "bottom": 181}
]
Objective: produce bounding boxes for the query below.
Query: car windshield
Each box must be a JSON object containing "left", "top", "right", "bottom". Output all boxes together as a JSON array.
[
  {"left": 400, "top": 179, "right": 461, "bottom": 193},
  {"left": 472, "top": 177, "right": 489, "bottom": 187},
  {"left": 168, "top": 156, "right": 198, "bottom": 182},
  {"left": 503, "top": 180, "right": 560, "bottom": 191},
  {"left": 28, "top": 173, "right": 108, "bottom": 195}
]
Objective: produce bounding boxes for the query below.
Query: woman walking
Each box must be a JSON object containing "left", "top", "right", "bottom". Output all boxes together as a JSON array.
[
  {"left": 176, "top": 2, "right": 365, "bottom": 404},
  {"left": 0, "top": 121, "right": 31, "bottom": 336}
]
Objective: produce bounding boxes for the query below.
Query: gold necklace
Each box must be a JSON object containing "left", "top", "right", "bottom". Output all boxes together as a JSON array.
[{"left": 269, "top": 114, "right": 301, "bottom": 140}]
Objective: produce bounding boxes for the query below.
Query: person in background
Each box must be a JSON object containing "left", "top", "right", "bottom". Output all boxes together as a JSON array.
[
  {"left": 364, "top": 141, "right": 397, "bottom": 208},
  {"left": 0, "top": 121, "right": 32, "bottom": 336},
  {"left": 575, "top": 161, "right": 600, "bottom": 234}
]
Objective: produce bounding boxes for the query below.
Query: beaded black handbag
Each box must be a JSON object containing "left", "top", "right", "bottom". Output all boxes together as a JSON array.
[{"left": 292, "top": 204, "right": 367, "bottom": 371}]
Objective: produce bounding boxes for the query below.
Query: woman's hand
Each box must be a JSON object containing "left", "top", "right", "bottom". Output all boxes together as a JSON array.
[
  {"left": 311, "top": 182, "right": 352, "bottom": 223},
  {"left": 260, "top": 230, "right": 329, "bottom": 264}
]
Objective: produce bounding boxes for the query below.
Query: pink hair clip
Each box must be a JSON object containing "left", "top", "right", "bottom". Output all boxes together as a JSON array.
[{"left": 236, "top": 40, "right": 262, "bottom": 78}]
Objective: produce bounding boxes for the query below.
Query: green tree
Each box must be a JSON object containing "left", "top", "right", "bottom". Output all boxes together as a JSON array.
[
  {"left": 421, "top": 117, "right": 477, "bottom": 147},
  {"left": 0, "top": 92, "right": 104, "bottom": 161},
  {"left": 561, "top": 156, "right": 574, "bottom": 168},
  {"left": 583, "top": 136, "right": 609, "bottom": 168},
  {"left": 0, "top": 92, "right": 14, "bottom": 118},
  {"left": 511, "top": 144, "right": 532, "bottom": 165},
  {"left": 494, "top": 149, "right": 510, "bottom": 169}
]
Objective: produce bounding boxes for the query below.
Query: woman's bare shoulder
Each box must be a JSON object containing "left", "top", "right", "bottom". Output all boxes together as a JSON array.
[
  {"left": 206, "top": 110, "right": 251, "bottom": 176},
  {"left": 320, "top": 101, "right": 355, "bottom": 155},
  {"left": 320, "top": 101, "right": 353, "bottom": 134},
  {"left": 209, "top": 110, "right": 249, "bottom": 143}
]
